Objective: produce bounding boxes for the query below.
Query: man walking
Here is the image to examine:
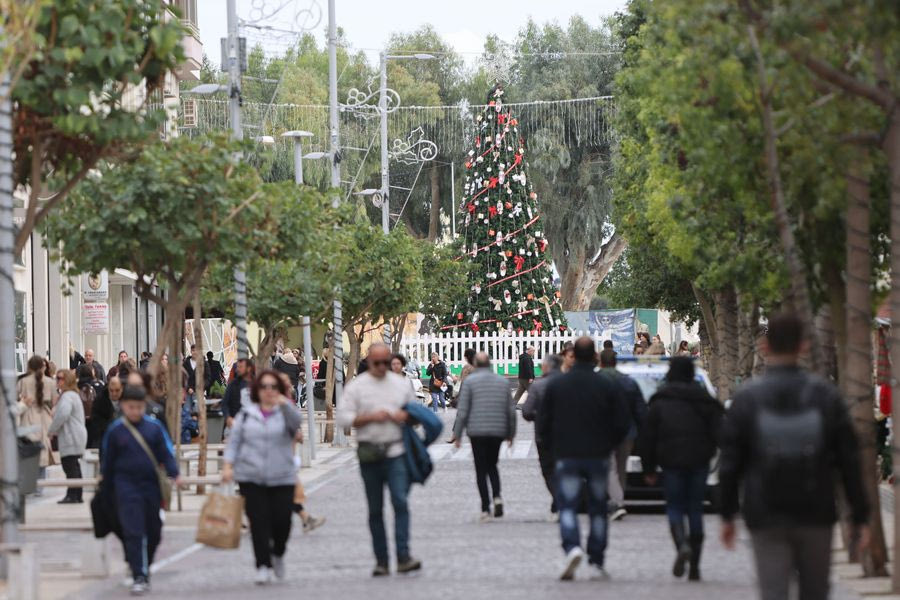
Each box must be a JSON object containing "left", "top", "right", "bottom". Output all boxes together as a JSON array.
[
  {"left": 522, "top": 353, "right": 564, "bottom": 519},
  {"left": 425, "top": 352, "right": 448, "bottom": 413},
  {"left": 338, "top": 344, "right": 421, "bottom": 576},
  {"left": 598, "top": 348, "right": 647, "bottom": 521},
  {"left": 720, "top": 313, "right": 869, "bottom": 600},
  {"left": 100, "top": 385, "right": 179, "bottom": 595},
  {"left": 223, "top": 358, "right": 253, "bottom": 428},
  {"left": 513, "top": 346, "right": 536, "bottom": 405},
  {"left": 538, "top": 337, "right": 630, "bottom": 581},
  {"left": 453, "top": 352, "right": 516, "bottom": 521},
  {"left": 205, "top": 351, "right": 225, "bottom": 395}
]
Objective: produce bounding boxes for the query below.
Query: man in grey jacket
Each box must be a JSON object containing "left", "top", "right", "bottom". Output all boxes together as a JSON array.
[{"left": 454, "top": 352, "right": 516, "bottom": 521}]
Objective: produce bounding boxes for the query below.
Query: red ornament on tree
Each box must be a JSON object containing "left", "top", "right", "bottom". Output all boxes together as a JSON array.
[
  {"left": 471, "top": 323, "right": 480, "bottom": 332},
  {"left": 457, "top": 312, "right": 464, "bottom": 321},
  {"left": 505, "top": 201, "right": 512, "bottom": 209},
  {"left": 488, "top": 176, "right": 499, "bottom": 189},
  {"left": 505, "top": 250, "right": 513, "bottom": 257},
  {"left": 513, "top": 255, "right": 525, "bottom": 271},
  {"left": 467, "top": 203, "right": 476, "bottom": 214},
  {"left": 533, "top": 319, "right": 543, "bottom": 333},
  {"left": 498, "top": 113, "right": 508, "bottom": 125},
  {"left": 488, "top": 206, "right": 498, "bottom": 218}
]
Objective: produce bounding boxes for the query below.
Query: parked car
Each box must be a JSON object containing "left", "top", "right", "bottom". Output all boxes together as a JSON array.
[{"left": 615, "top": 357, "right": 720, "bottom": 506}]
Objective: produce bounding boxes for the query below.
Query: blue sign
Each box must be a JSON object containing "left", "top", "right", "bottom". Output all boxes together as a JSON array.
[{"left": 589, "top": 309, "right": 637, "bottom": 356}]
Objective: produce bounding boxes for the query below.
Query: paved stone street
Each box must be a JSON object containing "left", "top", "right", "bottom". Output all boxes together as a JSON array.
[{"left": 62, "top": 413, "right": 861, "bottom": 600}]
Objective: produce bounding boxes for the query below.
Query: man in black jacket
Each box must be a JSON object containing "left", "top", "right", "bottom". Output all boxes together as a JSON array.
[
  {"left": 720, "top": 313, "right": 869, "bottom": 600},
  {"left": 513, "top": 346, "right": 536, "bottom": 405},
  {"left": 205, "top": 351, "right": 225, "bottom": 395},
  {"left": 599, "top": 349, "right": 647, "bottom": 522},
  {"left": 521, "top": 353, "right": 564, "bottom": 518},
  {"left": 538, "top": 337, "right": 631, "bottom": 581},
  {"left": 223, "top": 358, "right": 253, "bottom": 429}
]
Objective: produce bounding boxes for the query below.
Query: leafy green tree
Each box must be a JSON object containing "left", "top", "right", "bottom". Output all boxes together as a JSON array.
[
  {"left": 202, "top": 190, "right": 345, "bottom": 369},
  {"left": 336, "top": 222, "right": 424, "bottom": 377},
  {"left": 42, "top": 134, "right": 282, "bottom": 434},
  {"left": 11, "top": 0, "right": 187, "bottom": 252},
  {"left": 496, "top": 17, "right": 625, "bottom": 310}
]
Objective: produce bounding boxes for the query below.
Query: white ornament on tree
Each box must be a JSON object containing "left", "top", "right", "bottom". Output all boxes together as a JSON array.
[{"left": 503, "top": 289, "right": 511, "bottom": 304}]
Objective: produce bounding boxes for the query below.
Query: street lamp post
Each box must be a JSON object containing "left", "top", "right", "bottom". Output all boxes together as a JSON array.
[
  {"left": 378, "top": 53, "right": 435, "bottom": 235},
  {"left": 281, "top": 130, "right": 317, "bottom": 463}
]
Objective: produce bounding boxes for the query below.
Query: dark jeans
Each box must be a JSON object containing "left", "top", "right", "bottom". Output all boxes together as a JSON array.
[
  {"left": 116, "top": 490, "right": 161, "bottom": 579},
  {"left": 536, "top": 440, "right": 556, "bottom": 512},
  {"left": 360, "top": 455, "right": 411, "bottom": 564},
  {"left": 470, "top": 436, "right": 503, "bottom": 512},
  {"left": 751, "top": 526, "right": 832, "bottom": 600},
  {"left": 556, "top": 457, "right": 609, "bottom": 566},
  {"left": 61, "top": 455, "right": 83, "bottom": 501},
  {"left": 662, "top": 467, "right": 708, "bottom": 537},
  {"left": 239, "top": 482, "right": 294, "bottom": 568}
]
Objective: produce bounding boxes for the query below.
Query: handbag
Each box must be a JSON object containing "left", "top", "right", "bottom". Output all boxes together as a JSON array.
[
  {"left": 196, "top": 485, "right": 244, "bottom": 549},
  {"left": 122, "top": 419, "right": 172, "bottom": 510},
  {"left": 90, "top": 481, "right": 121, "bottom": 539},
  {"left": 357, "top": 441, "right": 391, "bottom": 463}
]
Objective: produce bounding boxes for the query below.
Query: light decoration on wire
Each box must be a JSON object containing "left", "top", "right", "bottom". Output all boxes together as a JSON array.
[
  {"left": 343, "top": 77, "right": 401, "bottom": 120},
  {"left": 245, "top": 0, "right": 322, "bottom": 31},
  {"left": 389, "top": 127, "right": 438, "bottom": 165}
]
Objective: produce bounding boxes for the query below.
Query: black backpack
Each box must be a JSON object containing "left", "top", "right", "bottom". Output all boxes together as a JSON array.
[{"left": 754, "top": 382, "right": 824, "bottom": 513}]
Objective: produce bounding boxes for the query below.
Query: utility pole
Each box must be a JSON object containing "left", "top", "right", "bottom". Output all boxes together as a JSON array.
[
  {"left": 0, "top": 36, "right": 19, "bottom": 576},
  {"left": 282, "top": 130, "right": 317, "bottom": 461},
  {"left": 226, "top": 0, "right": 249, "bottom": 359},
  {"left": 328, "top": 0, "right": 347, "bottom": 446},
  {"left": 379, "top": 52, "right": 389, "bottom": 235}
]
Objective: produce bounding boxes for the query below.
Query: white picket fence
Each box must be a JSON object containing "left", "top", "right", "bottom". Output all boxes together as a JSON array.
[{"left": 398, "top": 330, "right": 608, "bottom": 376}]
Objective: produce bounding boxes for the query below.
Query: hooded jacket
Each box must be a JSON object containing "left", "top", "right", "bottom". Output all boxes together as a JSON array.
[
  {"left": 640, "top": 381, "right": 722, "bottom": 472},
  {"left": 48, "top": 390, "right": 88, "bottom": 457},
  {"left": 224, "top": 402, "right": 302, "bottom": 487}
]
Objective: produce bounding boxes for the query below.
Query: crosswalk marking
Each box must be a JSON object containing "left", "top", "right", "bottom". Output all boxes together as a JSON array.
[{"left": 426, "top": 441, "right": 537, "bottom": 462}]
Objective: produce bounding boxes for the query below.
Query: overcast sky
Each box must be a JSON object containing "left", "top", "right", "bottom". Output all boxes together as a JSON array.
[{"left": 198, "top": 0, "right": 628, "bottom": 67}]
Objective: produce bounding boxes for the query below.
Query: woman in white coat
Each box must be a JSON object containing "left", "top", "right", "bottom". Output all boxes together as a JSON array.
[
  {"left": 48, "top": 369, "right": 88, "bottom": 503},
  {"left": 17, "top": 355, "right": 59, "bottom": 491}
]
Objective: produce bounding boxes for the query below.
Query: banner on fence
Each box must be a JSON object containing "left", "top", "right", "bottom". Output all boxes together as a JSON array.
[{"left": 588, "top": 309, "right": 636, "bottom": 356}]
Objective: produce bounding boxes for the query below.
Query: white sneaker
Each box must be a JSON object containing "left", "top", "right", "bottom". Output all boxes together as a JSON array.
[
  {"left": 589, "top": 563, "right": 611, "bottom": 581},
  {"left": 547, "top": 512, "right": 560, "bottom": 523},
  {"left": 254, "top": 566, "right": 273, "bottom": 585},
  {"left": 272, "top": 555, "right": 285, "bottom": 581},
  {"left": 479, "top": 511, "right": 492, "bottom": 523},
  {"left": 560, "top": 547, "right": 584, "bottom": 581},
  {"left": 611, "top": 507, "right": 627, "bottom": 521}
]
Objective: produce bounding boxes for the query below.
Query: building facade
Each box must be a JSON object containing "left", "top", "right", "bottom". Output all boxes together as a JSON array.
[{"left": 13, "top": 0, "right": 203, "bottom": 372}]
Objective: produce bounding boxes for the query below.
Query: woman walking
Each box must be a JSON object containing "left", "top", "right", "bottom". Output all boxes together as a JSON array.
[
  {"left": 48, "top": 370, "right": 88, "bottom": 503},
  {"left": 17, "top": 355, "right": 58, "bottom": 491},
  {"left": 640, "top": 357, "right": 722, "bottom": 581},
  {"left": 223, "top": 370, "right": 303, "bottom": 584}
]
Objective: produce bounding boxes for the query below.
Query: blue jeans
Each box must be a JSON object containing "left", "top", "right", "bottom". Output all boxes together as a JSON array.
[
  {"left": 555, "top": 457, "right": 610, "bottom": 566},
  {"left": 662, "top": 467, "right": 708, "bottom": 537},
  {"left": 359, "top": 455, "right": 411, "bottom": 564},
  {"left": 430, "top": 391, "right": 445, "bottom": 412}
]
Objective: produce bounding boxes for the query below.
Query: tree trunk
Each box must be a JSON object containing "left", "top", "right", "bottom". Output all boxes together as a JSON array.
[
  {"left": 824, "top": 270, "right": 848, "bottom": 387},
  {"left": 714, "top": 287, "right": 739, "bottom": 402},
  {"left": 428, "top": 164, "right": 441, "bottom": 241},
  {"left": 844, "top": 151, "right": 888, "bottom": 575},
  {"left": 737, "top": 301, "right": 760, "bottom": 382},
  {"left": 346, "top": 324, "right": 363, "bottom": 381},
  {"left": 559, "top": 235, "right": 627, "bottom": 310},
  {"left": 192, "top": 295, "right": 207, "bottom": 496},
  {"left": 390, "top": 314, "right": 408, "bottom": 353},
  {"left": 255, "top": 328, "right": 278, "bottom": 374},
  {"left": 323, "top": 348, "right": 336, "bottom": 443},
  {"left": 747, "top": 24, "right": 825, "bottom": 374},
  {"left": 692, "top": 283, "right": 719, "bottom": 389},
  {"left": 885, "top": 112, "right": 900, "bottom": 592}
]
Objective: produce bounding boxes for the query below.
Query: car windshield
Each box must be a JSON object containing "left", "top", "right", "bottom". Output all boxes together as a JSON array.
[{"left": 628, "top": 372, "right": 709, "bottom": 402}]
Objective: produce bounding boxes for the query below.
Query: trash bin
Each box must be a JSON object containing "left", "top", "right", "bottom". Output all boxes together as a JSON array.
[
  {"left": 206, "top": 411, "right": 225, "bottom": 444},
  {"left": 18, "top": 438, "right": 42, "bottom": 496}
]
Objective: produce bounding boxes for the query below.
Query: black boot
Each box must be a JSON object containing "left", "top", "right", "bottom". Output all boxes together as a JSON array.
[
  {"left": 669, "top": 521, "right": 690, "bottom": 578},
  {"left": 688, "top": 534, "right": 704, "bottom": 581}
]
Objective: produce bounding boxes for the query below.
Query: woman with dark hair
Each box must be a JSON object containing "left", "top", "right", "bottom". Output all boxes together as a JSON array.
[
  {"left": 223, "top": 370, "right": 303, "bottom": 585},
  {"left": 17, "top": 355, "right": 58, "bottom": 487},
  {"left": 640, "top": 357, "right": 722, "bottom": 582},
  {"left": 676, "top": 340, "right": 691, "bottom": 356}
]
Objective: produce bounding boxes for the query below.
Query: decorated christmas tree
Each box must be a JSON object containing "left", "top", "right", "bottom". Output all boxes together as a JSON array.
[{"left": 444, "top": 85, "right": 567, "bottom": 334}]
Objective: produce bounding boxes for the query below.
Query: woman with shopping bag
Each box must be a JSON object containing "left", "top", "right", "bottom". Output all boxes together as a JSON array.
[{"left": 223, "top": 370, "right": 303, "bottom": 585}]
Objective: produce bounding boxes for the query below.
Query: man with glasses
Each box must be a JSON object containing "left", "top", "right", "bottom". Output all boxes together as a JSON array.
[{"left": 338, "top": 344, "right": 421, "bottom": 577}]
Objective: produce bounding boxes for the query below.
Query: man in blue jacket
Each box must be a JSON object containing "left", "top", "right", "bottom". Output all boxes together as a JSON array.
[{"left": 101, "top": 385, "right": 179, "bottom": 595}]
